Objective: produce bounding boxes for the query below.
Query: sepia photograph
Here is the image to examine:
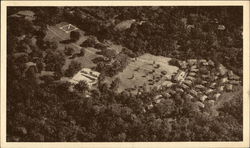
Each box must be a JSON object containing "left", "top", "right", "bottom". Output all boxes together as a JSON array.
[{"left": 1, "top": 1, "right": 249, "bottom": 148}]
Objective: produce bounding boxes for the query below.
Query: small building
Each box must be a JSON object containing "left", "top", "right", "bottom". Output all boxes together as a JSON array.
[
  {"left": 218, "top": 64, "right": 227, "bottom": 76},
  {"left": 201, "top": 74, "right": 209, "bottom": 79},
  {"left": 228, "top": 71, "right": 240, "bottom": 80},
  {"left": 187, "top": 59, "right": 197, "bottom": 66},
  {"left": 201, "top": 80, "right": 208, "bottom": 85},
  {"left": 190, "top": 65, "right": 198, "bottom": 70},
  {"left": 214, "top": 93, "right": 221, "bottom": 100},
  {"left": 184, "top": 80, "right": 192, "bottom": 86},
  {"left": 225, "top": 84, "right": 233, "bottom": 91},
  {"left": 23, "top": 62, "right": 38, "bottom": 77},
  {"left": 163, "top": 92, "right": 171, "bottom": 98},
  {"left": 200, "top": 95, "right": 208, "bottom": 102},
  {"left": 220, "top": 77, "right": 228, "bottom": 83},
  {"left": 202, "top": 62, "right": 209, "bottom": 66},
  {"left": 190, "top": 89, "right": 198, "bottom": 97},
  {"left": 229, "top": 80, "right": 241, "bottom": 85},
  {"left": 176, "top": 88, "right": 184, "bottom": 93},
  {"left": 205, "top": 88, "right": 214, "bottom": 95},
  {"left": 180, "top": 83, "right": 189, "bottom": 89},
  {"left": 187, "top": 24, "right": 195, "bottom": 32},
  {"left": 209, "top": 82, "right": 217, "bottom": 89},
  {"left": 217, "top": 86, "right": 225, "bottom": 91},
  {"left": 190, "top": 68, "right": 199, "bottom": 72},
  {"left": 207, "top": 100, "right": 215, "bottom": 106},
  {"left": 168, "top": 90, "right": 176, "bottom": 95},
  {"left": 186, "top": 76, "right": 195, "bottom": 81},
  {"left": 208, "top": 60, "right": 215, "bottom": 66},
  {"left": 195, "top": 84, "right": 205, "bottom": 90},
  {"left": 173, "top": 70, "right": 186, "bottom": 83},
  {"left": 195, "top": 101, "right": 205, "bottom": 108},
  {"left": 186, "top": 94, "right": 194, "bottom": 100},
  {"left": 69, "top": 68, "right": 100, "bottom": 88},
  {"left": 218, "top": 25, "right": 226, "bottom": 30},
  {"left": 189, "top": 72, "right": 196, "bottom": 77},
  {"left": 199, "top": 59, "right": 207, "bottom": 63}
]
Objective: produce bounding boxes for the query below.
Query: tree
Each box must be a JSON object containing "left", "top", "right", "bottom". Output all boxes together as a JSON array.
[
  {"left": 64, "top": 47, "right": 74, "bottom": 56},
  {"left": 70, "top": 31, "right": 80, "bottom": 42},
  {"left": 79, "top": 48, "right": 85, "bottom": 56},
  {"left": 74, "top": 80, "right": 89, "bottom": 92},
  {"left": 65, "top": 60, "right": 81, "bottom": 77},
  {"left": 110, "top": 77, "right": 121, "bottom": 91}
]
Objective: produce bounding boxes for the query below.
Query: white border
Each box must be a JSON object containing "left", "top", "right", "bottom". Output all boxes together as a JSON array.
[{"left": 1, "top": 1, "right": 249, "bottom": 148}]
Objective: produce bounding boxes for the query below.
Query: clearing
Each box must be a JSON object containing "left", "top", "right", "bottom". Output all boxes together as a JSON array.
[{"left": 105, "top": 53, "right": 179, "bottom": 93}]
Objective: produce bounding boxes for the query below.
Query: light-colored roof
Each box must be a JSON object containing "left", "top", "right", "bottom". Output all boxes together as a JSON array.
[
  {"left": 190, "top": 89, "right": 198, "bottom": 96},
  {"left": 214, "top": 93, "right": 221, "bottom": 99},
  {"left": 205, "top": 88, "right": 214, "bottom": 94},
  {"left": 189, "top": 72, "right": 196, "bottom": 76},
  {"left": 69, "top": 68, "right": 100, "bottom": 86},
  {"left": 184, "top": 80, "right": 192, "bottom": 86},
  {"left": 195, "top": 101, "right": 205, "bottom": 108},
  {"left": 187, "top": 59, "right": 197, "bottom": 66},
  {"left": 200, "top": 95, "right": 208, "bottom": 102},
  {"left": 186, "top": 76, "right": 195, "bottom": 80}
]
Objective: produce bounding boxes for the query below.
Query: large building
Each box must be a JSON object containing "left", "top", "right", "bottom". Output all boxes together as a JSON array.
[{"left": 69, "top": 68, "right": 100, "bottom": 88}]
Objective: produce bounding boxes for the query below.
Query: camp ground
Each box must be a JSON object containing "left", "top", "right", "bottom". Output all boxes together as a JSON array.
[{"left": 105, "top": 53, "right": 179, "bottom": 93}]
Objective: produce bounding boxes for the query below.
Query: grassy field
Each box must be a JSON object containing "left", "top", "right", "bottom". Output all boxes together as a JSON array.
[
  {"left": 44, "top": 22, "right": 103, "bottom": 72},
  {"left": 106, "top": 53, "right": 179, "bottom": 93},
  {"left": 45, "top": 22, "right": 124, "bottom": 72}
]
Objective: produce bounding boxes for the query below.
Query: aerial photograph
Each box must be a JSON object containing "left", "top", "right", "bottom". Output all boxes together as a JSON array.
[{"left": 6, "top": 6, "right": 243, "bottom": 142}]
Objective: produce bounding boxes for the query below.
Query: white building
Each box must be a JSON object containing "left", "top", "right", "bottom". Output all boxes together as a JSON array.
[{"left": 69, "top": 68, "right": 100, "bottom": 87}]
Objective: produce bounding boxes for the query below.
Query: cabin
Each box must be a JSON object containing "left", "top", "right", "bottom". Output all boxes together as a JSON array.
[
  {"left": 190, "top": 65, "right": 198, "bottom": 70},
  {"left": 180, "top": 83, "right": 189, "bottom": 89},
  {"left": 201, "top": 74, "right": 209, "bottom": 79},
  {"left": 188, "top": 72, "right": 196, "bottom": 77},
  {"left": 201, "top": 80, "right": 208, "bottom": 85},
  {"left": 187, "top": 59, "right": 197, "bottom": 66},
  {"left": 176, "top": 88, "right": 184, "bottom": 93},
  {"left": 205, "top": 88, "right": 214, "bottom": 95},
  {"left": 214, "top": 93, "right": 221, "bottom": 100},
  {"left": 200, "top": 95, "right": 208, "bottom": 102},
  {"left": 22, "top": 62, "right": 38, "bottom": 77},
  {"left": 220, "top": 77, "right": 228, "bottom": 83},
  {"left": 218, "top": 25, "right": 226, "bottom": 30},
  {"left": 190, "top": 89, "right": 198, "bottom": 97},
  {"left": 225, "top": 84, "right": 233, "bottom": 91},
  {"left": 195, "top": 84, "right": 205, "bottom": 90},
  {"left": 153, "top": 95, "right": 163, "bottom": 104},
  {"left": 186, "top": 94, "right": 194, "bottom": 100},
  {"left": 186, "top": 76, "right": 195, "bottom": 81},
  {"left": 217, "top": 86, "right": 225, "bottom": 91},
  {"left": 195, "top": 101, "right": 205, "bottom": 108},
  {"left": 207, "top": 60, "right": 215, "bottom": 66},
  {"left": 218, "top": 64, "right": 227, "bottom": 76},
  {"left": 173, "top": 70, "right": 186, "bottom": 83},
  {"left": 229, "top": 80, "right": 240, "bottom": 85},
  {"left": 190, "top": 68, "right": 199, "bottom": 73},
  {"left": 228, "top": 71, "right": 240, "bottom": 80},
  {"left": 183, "top": 80, "right": 192, "bottom": 86},
  {"left": 209, "top": 82, "right": 217, "bottom": 89}
]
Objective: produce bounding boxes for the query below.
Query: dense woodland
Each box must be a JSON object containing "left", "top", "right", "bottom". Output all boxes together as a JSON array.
[{"left": 7, "top": 7, "right": 243, "bottom": 142}]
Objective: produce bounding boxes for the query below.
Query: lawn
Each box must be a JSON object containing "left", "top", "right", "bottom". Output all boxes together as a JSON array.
[
  {"left": 105, "top": 53, "right": 179, "bottom": 93},
  {"left": 44, "top": 22, "right": 102, "bottom": 72}
]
